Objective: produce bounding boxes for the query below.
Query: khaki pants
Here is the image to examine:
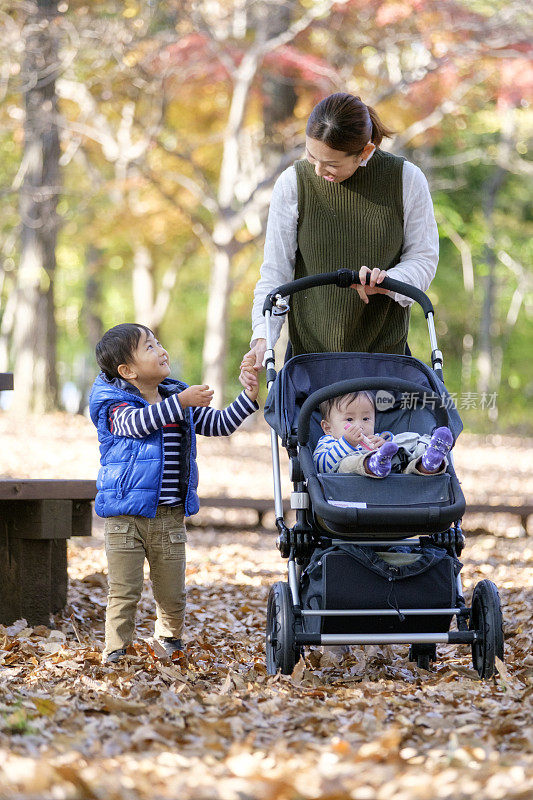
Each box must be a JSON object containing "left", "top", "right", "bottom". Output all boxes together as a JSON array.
[{"left": 103, "top": 505, "right": 187, "bottom": 656}]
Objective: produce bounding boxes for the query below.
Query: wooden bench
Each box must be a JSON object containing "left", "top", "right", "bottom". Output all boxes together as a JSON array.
[
  {"left": 1, "top": 474, "right": 528, "bottom": 628},
  {"left": 464, "top": 503, "right": 533, "bottom": 535},
  {"left": 0, "top": 373, "right": 14, "bottom": 391},
  {"left": 197, "top": 496, "right": 289, "bottom": 528},
  {"left": 0, "top": 479, "right": 96, "bottom": 626}
]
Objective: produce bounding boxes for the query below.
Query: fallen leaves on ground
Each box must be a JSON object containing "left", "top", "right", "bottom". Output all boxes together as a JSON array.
[
  {"left": 1, "top": 528, "right": 532, "bottom": 799},
  {"left": 0, "top": 415, "right": 532, "bottom": 798}
]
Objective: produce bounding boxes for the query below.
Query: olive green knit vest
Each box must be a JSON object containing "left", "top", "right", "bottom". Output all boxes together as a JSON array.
[{"left": 290, "top": 149, "right": 409, "bottom": 355}]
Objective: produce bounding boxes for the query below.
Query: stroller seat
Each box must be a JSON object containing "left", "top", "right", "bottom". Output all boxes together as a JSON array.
[{"left": 265, "top": 351, "right": 466, "bottom": 538}]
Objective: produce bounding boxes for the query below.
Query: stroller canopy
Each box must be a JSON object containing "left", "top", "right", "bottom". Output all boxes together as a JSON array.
[{"left": 264, "top": 352, "right": 463, "bottom": 448}]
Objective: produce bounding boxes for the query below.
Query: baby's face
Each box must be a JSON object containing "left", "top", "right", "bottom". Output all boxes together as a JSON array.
[{"left": 322, "top": 395, "right": 376, "bottom": 440}]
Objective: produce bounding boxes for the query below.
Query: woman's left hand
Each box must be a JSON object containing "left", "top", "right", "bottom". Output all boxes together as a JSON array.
[{"left": 352, "top": 266, "right": 390, "bottom": 304}]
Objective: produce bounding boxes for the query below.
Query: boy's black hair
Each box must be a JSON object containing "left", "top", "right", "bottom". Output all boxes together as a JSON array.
[
  {"left": 95, "top": 323, "right": 154, "bottom": 380},
  {"left": 319, "top": 391, "right": 375, "bottom": 421}
]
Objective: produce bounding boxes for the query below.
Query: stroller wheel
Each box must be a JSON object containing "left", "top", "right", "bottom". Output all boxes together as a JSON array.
[
  {"left": 469, "top": 579, "right": 504, "bottom": 679},
  {"left": 409, "top": 643, "right": 436, "bottom": 671},
  {"left": 266, "top": 581, "right": 301, "bottom": 676}
]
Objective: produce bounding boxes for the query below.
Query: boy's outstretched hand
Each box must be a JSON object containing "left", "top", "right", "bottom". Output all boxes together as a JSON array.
[
  {"left": 240, "top": 354, "right": 259, "bottom": 403},
  {"left": 178, "top": 384, "right": 214, "bottom": 408}
]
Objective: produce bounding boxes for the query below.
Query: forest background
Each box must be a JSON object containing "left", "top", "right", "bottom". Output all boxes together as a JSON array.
[{"left": 0, "top": 0, "right": 531, "bottom": 432}]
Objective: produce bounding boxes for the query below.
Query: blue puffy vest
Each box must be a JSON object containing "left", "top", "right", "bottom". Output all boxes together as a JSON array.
[{"left": 89, "top": 374, "right": 200, "bottom": 519}]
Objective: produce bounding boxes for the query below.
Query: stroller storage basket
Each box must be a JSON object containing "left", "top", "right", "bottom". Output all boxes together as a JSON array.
[{"left": 301, "top": 545, "right": 461, "bottom": 635}]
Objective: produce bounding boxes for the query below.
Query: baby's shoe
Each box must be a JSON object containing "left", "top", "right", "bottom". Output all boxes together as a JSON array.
[
  {"left": 366, "top": 442, "right": 399, "bottom": 478},
  {"left": 421, "top": 427, "right": 453, "bottom": 473}
]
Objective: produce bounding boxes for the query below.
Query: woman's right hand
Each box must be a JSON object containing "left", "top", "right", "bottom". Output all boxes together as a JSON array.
[
  {"left": 239, "top": 339, "right": 267, "bottom": 390},
  {"left": 352, "top": 266, "right": 389, "bottom": 304}
]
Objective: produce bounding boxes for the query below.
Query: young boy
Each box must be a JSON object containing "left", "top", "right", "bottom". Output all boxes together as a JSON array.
[
  {"left": 89, "top": 324, "right": 259, "bottom": 664},
  {"left": 313, "top": 391, "right": 453, "bottom": 477}
]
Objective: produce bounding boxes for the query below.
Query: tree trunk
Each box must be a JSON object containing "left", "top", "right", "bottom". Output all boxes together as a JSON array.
[
  {"left": 201, "top": 43, "right": 259, "bottom": 405},
  {"left": 12, "top": 0, "right": 60, "bottom": 413},
  {"left": 202, "top": 225, "right": 233, "bottom": 405},
  {"left": 201, "top": 2, "right": 300, "bottom": 404},
  {"left": 477, "top": 157, "right": 510, "bottom": 404},
  {"left": 261, "top": 0, "right": 298, "bottom": 172},
  {"left": 132, "top": 244, "right": 158, "bottom": 334}
]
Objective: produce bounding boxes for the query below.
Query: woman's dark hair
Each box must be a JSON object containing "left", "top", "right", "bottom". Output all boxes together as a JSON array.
[
  {"left": 306, "top": 92, "right": 394, "bottom": 154},
  {"left": 95, "top": 323, "right": 154, "bottom": 379}
]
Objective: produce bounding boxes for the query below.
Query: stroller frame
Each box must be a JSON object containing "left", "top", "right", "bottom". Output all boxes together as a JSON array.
[{"left": 263, "top": 270, "right": 504, "bottom": 677}]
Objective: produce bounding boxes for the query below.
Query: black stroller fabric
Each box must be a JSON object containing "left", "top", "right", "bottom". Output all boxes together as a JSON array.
[
  {"left": 264, "top": 351, "right": 463, "bottom": 446},
  {"left": 264, "top": 351, "right": 465, "bottom": 536},
  {"left": 300, "top": 544, "right": 462, "bottom": 635}
]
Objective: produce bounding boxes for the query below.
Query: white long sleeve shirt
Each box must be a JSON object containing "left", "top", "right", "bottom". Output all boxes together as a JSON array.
[{"left": 251, "top": 156, "right": 439, "bottom": 345}]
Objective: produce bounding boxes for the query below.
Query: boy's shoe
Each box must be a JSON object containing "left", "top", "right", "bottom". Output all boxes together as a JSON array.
[
  {"left": 103, "top": 648, "right": 127, "bottom": 664},
  {"left": 421, "top": 427, "right": 453, "bottom": 473},
  {"left": 366, "top": 442, "right": 399, "bottom": 478},
  {"left": 156, "top": 637, "right": 183, "bottom": 657}
]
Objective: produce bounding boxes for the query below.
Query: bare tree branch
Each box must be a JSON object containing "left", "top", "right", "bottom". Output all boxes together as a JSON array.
[{"left": 434, "top": 209, "right": 474, "bottom": 293}]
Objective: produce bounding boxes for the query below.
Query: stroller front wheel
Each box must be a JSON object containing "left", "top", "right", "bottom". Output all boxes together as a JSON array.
[
  {"left": 469, "top": 579, "right": 504, "bottom": 679},
  {"left": 266, "top": 581, "right": 301, "bottom": 676}
]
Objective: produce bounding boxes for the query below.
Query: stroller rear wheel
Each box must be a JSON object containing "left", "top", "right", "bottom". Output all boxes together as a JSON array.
[
  {"left": 469, "top": 579, "right": 504, "bottom": 679},
  {"left": 266, "top": 581, "right": 301, "bottom": 675}
]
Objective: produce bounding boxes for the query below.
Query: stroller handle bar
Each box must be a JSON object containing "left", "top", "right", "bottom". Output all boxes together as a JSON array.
[
  {"left": 298, "top": 377, "right": 451, "bottom": 446},
  {"left": 262, "top": 269, "right": 434, "bottom": 319}
]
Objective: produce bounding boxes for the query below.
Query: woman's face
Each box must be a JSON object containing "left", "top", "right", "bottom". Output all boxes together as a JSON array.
[{"left": 305, "top": 136, "right": 375, "bottom": 183}]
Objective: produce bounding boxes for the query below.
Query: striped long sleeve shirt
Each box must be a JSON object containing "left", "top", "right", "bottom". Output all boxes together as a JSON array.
[
  {"left": 313, "top": 431, "right": 394, "bottom": 473},
  {"left": 109, "top": 390, "right": 258, "bottom": 505},
  {"left": 313, "top": 434, "right": 366, "bottom": 474}
]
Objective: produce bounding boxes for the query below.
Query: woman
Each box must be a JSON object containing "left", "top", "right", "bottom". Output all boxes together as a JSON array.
[{"left": 241, "top": 92, "right": 438, "bottom": 381}]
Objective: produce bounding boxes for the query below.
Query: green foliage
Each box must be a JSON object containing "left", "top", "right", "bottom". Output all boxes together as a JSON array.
[
  {"left": 421, "top": 109, "right": 533, "bottom": 432},
  {"left": 1, "top": 0, "right": 531, "bottom": 430},
  {"left": 1, "top": 700, "right": 37, "bottom": 736}
]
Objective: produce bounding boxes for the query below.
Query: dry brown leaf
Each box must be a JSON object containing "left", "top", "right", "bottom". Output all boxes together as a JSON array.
[{"left": 99, "top": 693, "right": 147, "bottom": 716}]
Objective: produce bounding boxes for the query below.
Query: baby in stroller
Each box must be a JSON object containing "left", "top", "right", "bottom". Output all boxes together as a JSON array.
[{"left": 314, "top": 390, "right": 453, "bottom": 478}]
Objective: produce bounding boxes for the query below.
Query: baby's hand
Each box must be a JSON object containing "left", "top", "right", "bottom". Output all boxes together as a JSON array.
[
  {"left": 367, "top": 434, "right": 387, "bottom": 449},
  {"left": 342, "top": 424, "right": 366, "bottom": 448},
  {"left": 178, "top": 384, "right": 214, "bottom": 408}
]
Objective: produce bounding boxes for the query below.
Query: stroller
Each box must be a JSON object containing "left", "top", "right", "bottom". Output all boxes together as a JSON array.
[{"left": 262, "top": 269, "right": 504, "bottom": 678}]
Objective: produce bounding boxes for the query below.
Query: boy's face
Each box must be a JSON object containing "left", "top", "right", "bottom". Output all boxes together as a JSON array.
[
  {"left": 119, "top": 329, "right": 170, "bottom": 384},
  {"left": 321, "top": 394, "right": 376, "bottom": 440}
]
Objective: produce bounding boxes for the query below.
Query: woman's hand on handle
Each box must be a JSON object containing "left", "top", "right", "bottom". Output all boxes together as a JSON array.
[{"left": 352, "top": 266, "right": 390, "bottom": 305}]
